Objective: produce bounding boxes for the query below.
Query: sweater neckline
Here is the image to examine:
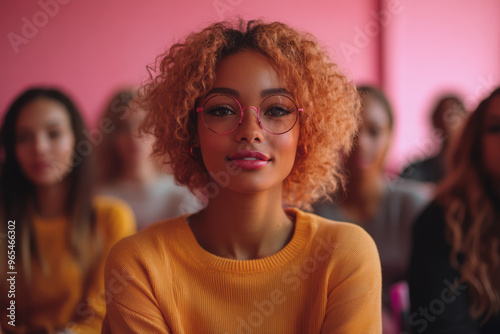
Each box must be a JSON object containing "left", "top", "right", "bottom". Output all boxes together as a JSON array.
[{"left": 178, "top": 207, "right": 311, "bottom": 273}]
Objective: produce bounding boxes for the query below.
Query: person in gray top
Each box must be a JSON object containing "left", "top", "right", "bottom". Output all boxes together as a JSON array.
[{"left": 313, "top": 85, "right": 429, "bottom": 333}]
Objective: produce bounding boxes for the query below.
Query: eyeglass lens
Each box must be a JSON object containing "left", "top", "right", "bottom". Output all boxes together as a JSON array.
[{"left": 201, "top": 94, "right": 298, "bottom": 134}]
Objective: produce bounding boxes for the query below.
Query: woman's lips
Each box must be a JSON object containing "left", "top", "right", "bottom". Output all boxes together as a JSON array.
[
  {"left": 227, "top": 150, "right": 271, "bottom": 170},
  {"left": 230, "top": 159, "right": 269, "bottom": 170},
  {"left": 31, "top": 161, "right": 52, "bottom": 171}
]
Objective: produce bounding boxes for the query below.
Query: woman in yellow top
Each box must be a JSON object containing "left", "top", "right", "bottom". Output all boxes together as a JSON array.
[
  {"left": 103, "top": 20, "right": 382, "bottom": 333},
  {"left": 0, "top": 88, "right": 136, "bottom": 333}
]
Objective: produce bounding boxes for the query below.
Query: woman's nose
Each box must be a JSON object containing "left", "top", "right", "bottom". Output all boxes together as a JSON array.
[
  {"left": 358, "top": 131, "right": 370, "bottom": 150},
  {"left": 33, "top": 135, "right": 50, "bottom": 154},
  {"left": 235, "top": 106, "right": 264, "bottom": 143}
]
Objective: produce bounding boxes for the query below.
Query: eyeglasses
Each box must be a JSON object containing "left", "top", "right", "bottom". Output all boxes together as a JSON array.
[{"left": 196, "top": 94, "right": 302, "bottom": 135}]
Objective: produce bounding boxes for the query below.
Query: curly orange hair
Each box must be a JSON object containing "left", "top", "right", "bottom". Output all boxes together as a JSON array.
[
  {"left": 437, "top": 87, "right": 500, "bottom": 321},
  {"left": 137, "top": 19, "right": 360, "bottom": 208}
]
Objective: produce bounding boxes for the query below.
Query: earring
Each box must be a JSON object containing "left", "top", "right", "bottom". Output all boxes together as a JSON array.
[
  {"left": 297, "top": 145, "right": 308, "bottom": 158},
  {"left": 190, "top": 146, "right": 200, "bottom": 157}
]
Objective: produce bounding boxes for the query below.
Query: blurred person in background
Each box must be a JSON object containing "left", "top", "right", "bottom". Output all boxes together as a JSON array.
[
  {"left": 409, "top": 87, "right": 500, "bottom": 333},
  {"left": 400, "top": 94, "right": 468, "bottom": 184},
  {"left": 314, "top": 85, "right": 428, "bottom": 333},
  {"left": 96, "top": 89, "right": 203, "bottom": 230},
  {"left": 0, "top": 87, "right": 136, "bottom": 333}
]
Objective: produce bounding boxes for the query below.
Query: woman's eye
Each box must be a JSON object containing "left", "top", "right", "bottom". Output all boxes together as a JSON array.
[
  {"left": 486, "top": 125, "right": 500, "bottom": 133},
  {"left": 368, "top": 127, "right": 381, "bottom": 137},
  {"left": 264, "top": 106, "right": 292, "bottom": 117},
  {"left": 206, "top": 106, "right": 237, "bottom": 117},
  {"left": 49, "top": 130, "right": 61, "bottom": 139}
]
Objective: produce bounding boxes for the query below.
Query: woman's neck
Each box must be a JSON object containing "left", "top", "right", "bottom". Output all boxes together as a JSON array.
[
  {"left": 341, "top": 169, "right": 386, "bottom": 223},
  {"left": 35, "top": 181, "right": 70, "bottom": 218},
  {"left": 188, "top": 185, "right": 294, "bottom": 261}
]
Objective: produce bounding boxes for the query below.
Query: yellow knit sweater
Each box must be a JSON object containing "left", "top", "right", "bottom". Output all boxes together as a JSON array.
[
  {"left": 1, "top": 196, "right": 136, "bottom": 334},
  {"left": 102, "top": 208, "right": 382, "bottom": 333}
]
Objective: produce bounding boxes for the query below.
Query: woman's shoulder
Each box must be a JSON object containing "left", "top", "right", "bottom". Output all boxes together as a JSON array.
[
  {"left": 93, "top": 194, "right": 132, "bottom": 213},
  {"left": 104, "top": 215, "right": 190, "bottom": 284},
  {"left": 294, "top": 208, "right": 380, "bottom": 262},
  {"left": 297, "top": 208, "right": 372, "bottom": 237},
  {"left": 107, "top": 215, "right": 189, "bottom": 259},
  {"left": 92, "top": 195, "right": 137, "bottom": 238},
  {"left": 294, "top": 209, "right": 381, "bottom": 295}
]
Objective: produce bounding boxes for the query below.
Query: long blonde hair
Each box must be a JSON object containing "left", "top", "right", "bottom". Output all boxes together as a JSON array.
[{"left": 436, "top": 87, "right": 500, "bottom": 321}]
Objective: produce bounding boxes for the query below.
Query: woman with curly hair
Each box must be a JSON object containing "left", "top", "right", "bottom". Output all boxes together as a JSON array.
[
  {"left": 0, "top": 87, "right": 136, "bottom": 333},
  {"left": 102, "top": 20, "right": 382, "bottom": 333},
  {"left": 409, "top": 87, "right": 500, "bottom": 333}
]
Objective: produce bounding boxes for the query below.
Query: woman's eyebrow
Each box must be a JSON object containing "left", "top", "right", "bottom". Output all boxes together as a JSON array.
[
  {"left": 16, "top": 120, "right": 63, "bottom": 132},
  {"left": 206, "top": 87, "right": 239, "bottom": 97},
  {"left": 261, "top": 88, "right": 290, "bottom": 97},
  {"left": 205, "top": 87, "right": 291, "bottom": 98}
]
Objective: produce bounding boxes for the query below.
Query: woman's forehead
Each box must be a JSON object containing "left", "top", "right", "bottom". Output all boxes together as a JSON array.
[
  {"left": 17, "top": 98, "right": 70, "bottom": 129},
  {"left": 213, "top": 51, "right": 284, "bottom": 99}
]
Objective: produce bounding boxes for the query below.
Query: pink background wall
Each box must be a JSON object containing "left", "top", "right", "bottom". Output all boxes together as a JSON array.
[
  {"left": 382, "top": 0, "right": 500, "bottom": 171},
  {"left": 1, "top": 0, "right": 499, "bottom": 171}
]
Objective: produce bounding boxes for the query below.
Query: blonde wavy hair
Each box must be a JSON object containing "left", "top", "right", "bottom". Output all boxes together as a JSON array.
[
  {"left": 137, "top": 19, "right": 360, "bottom": 208},
  {"left": 436, "top": 87, "right": 500, "bottom": 321}
]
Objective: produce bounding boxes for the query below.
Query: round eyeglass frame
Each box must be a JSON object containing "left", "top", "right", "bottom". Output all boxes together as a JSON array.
[{"left": 196, "top": 94, "right": 303, "bottom": 135}]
